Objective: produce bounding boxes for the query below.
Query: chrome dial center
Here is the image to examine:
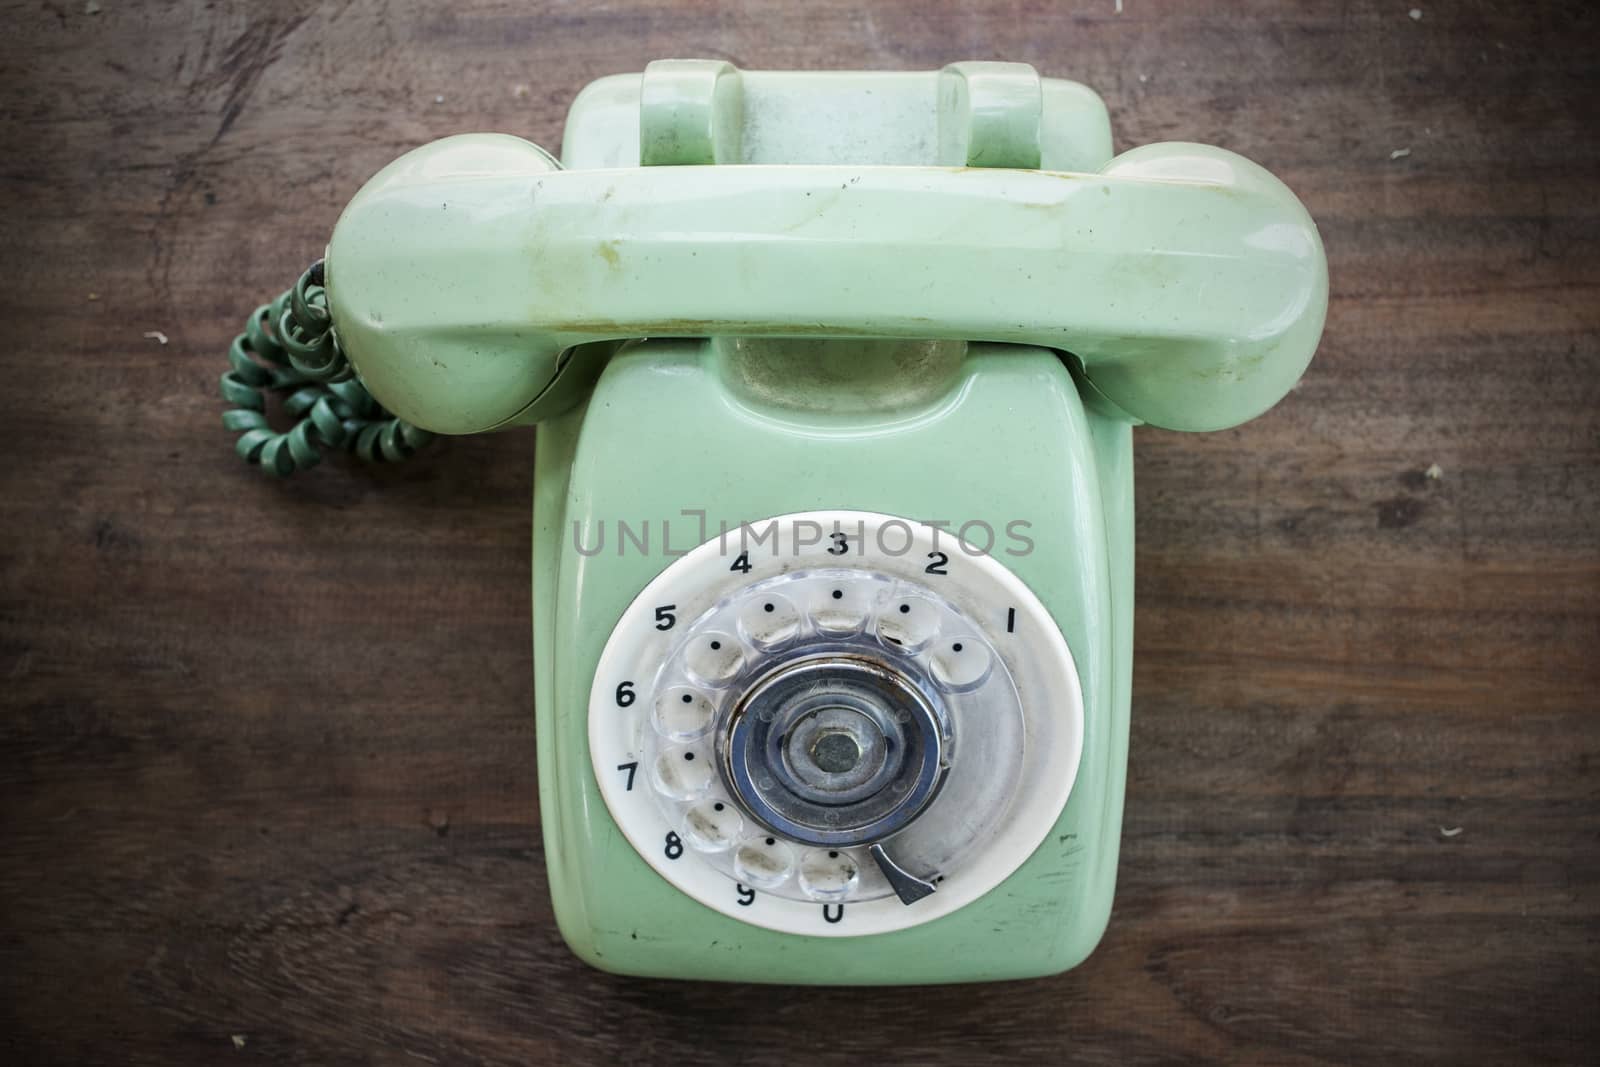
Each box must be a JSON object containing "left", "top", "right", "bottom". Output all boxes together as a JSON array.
[{"left": 722, "top": 655, "right": 948, "bottom": 848}]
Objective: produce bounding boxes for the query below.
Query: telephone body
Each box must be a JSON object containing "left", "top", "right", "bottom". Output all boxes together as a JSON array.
[{"left": 316, "top": 62, "right": 1326, "bottom": 983}]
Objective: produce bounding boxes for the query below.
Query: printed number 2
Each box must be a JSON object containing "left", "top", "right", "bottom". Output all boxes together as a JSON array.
[{"left": 925, "top": 551, "right": 949, "bottom": 575}]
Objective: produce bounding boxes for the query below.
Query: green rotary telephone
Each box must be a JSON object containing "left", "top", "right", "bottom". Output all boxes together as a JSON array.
[{"left": 223, "top": 60, "right": 1326, "bottom": 984}]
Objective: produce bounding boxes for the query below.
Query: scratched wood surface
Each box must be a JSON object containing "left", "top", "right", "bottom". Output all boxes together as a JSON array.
[{"left": 2, "top": 0, "right": 1597, "bottom": 1063}]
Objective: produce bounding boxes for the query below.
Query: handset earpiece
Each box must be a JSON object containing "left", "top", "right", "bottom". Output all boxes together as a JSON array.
[
  {"left": 1075, "top": 143, "right": 1327, "bottom": 430},
  {"left": 327, "top": 134, "right": 1325, "bottom": 434}
]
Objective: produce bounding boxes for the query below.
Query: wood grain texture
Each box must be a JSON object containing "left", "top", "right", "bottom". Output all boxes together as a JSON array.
[{"left": 1, "top": 0, "right": 1596, "bottom": 1063}]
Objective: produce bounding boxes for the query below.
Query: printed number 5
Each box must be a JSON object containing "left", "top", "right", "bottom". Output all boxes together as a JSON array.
[{"left": 654, "top": 605, "right": 676, "bottom": 631}]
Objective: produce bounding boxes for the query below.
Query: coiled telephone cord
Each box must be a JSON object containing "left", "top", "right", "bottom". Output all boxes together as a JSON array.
[{"left": 219, "top": 261, "right": 432, "bottom": 475}]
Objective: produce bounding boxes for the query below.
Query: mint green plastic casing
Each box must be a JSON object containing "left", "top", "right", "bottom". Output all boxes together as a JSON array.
[
  {"left": 542, "top": 69, "right": 1126, "bottom": 985},
  {"left": 533, "top": 340, "right": 1131, "bottom": 983},
  {"left": 322, "top": 63, "right": 1328, "bottom": 983}
]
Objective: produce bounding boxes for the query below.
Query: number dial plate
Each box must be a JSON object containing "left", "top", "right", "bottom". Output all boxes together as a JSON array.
[{"left": 589, "top": 511, "right": 1084, "bottom": 937}]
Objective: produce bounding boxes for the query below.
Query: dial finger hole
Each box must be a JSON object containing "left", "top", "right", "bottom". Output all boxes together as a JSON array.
[
  {"left": 928, "top": 634, "right": 994, "bottom": 692},
  {"left": 876, "top": 595, "right": 941, "bottom": 654},
  {"left": 650, "top": 744, "right": 713, "bottom": 800},
  {"left": 683, "top": 631, "right": 745, "bottom": 687},
  {"left": 652, "top": 686, "right": 715, "bottom": 741},
  {"left": 737, "top": 593, "right": 802, "bottom": 651},
  {"left": 798, "top": 848, "right": 861, "bottom": 901},
  {"left": 811, "top": 582, "right": 873, "bottom": 637},
  {"left": 733, "top": 834, "right": 795, "bottom": 889},
  {"left": 682, "top": 799, "right": 743, "bottom": 852}
]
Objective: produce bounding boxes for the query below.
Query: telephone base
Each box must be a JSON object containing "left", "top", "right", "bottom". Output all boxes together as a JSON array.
[{"left": 533, "top": 338, "right": 1132, "bottom": 983}]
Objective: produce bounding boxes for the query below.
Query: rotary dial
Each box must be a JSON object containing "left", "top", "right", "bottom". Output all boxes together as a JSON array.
[{"left": 590, "top": 511, "right": 1083, "bottom": 937}]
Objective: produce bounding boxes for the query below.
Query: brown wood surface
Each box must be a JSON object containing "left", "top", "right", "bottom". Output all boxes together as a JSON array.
[{"left": 2, "top": 1, "right": 1597, "bottom": 1063}]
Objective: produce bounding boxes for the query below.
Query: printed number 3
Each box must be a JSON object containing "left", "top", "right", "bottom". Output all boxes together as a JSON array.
[{"left": 827, "top": 532, "right": 848, "bottom": 556}]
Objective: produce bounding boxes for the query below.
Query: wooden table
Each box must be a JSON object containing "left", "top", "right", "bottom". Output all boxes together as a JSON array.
[{"left": 3, "top": 1, "right": 1596, "bottom": 1062}]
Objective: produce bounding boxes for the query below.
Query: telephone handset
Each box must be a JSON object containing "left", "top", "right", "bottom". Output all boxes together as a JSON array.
[
  {"left": 235, "top": 61, "right": 1326, "bottom": 984},
  {"left": 326, "top": 127, "right": 1323, "bottom": 436}
]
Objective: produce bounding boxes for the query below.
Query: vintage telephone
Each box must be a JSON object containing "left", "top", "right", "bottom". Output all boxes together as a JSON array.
[{"left": 222, "top": 61, "right": 1326, "bottom": 983}]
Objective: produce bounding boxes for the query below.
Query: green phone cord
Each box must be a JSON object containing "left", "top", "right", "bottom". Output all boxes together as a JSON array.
[{"left": 219, "top": 261, "right": 432, "bottom": 475}]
